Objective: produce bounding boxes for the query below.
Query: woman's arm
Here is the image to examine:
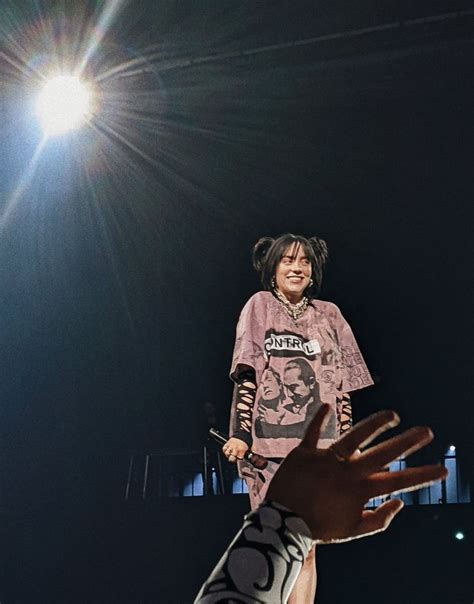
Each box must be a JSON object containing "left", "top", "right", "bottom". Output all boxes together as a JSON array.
[
  {"left": 337, "top": 392, "right": 352, "bottom": 437},
  {"left": 231, "top": 367, "right": 257, "bottom": 446},
  {"left": 227, "top": 295, "right": 268, "bottom": 459},
  {"left": 224, "top": 367, "right": 257, "bottom": 461}
]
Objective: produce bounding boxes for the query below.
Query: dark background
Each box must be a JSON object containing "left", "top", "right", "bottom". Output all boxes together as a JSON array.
[{"left": 1, "top": 1, "right": 473, "bottom": 602}]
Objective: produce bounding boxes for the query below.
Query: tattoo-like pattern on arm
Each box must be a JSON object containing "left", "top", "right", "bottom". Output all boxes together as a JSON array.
[{"left": 194, "top": 501, "right": 313, "bottom": 603}]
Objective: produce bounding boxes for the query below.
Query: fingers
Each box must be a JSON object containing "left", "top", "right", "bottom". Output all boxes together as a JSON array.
[
  {"left": 300, "top": 404, "right": 331, "bottom": 451},
  {"left": 223, "top": 451, "right": 242, "bottom": 463},
  {"left": 354, "top": 426, "right": 434, "bottom": 474},
  {"left": 366, "top": 465, "right": 448, "bottom": 498},
  {"left": 222, "top": 438, "right": 248, "bottom": 463},
  {"left": 222, "top": 446, "right": 241, "bottom": 462},
  {"left": 351, "top": 500, "right": 404, "bottom": 539},
  {"left": 331, "top": 410, "right": 400, "bottom": 460}
]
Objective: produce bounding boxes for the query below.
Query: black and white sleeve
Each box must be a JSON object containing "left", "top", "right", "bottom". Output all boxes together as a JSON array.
[{"left": 194, "top": 501, "right": 314, "bottom": 603}]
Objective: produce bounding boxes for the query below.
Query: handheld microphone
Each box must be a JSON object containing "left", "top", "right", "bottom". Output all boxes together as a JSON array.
[{"left": 209, "top": 428, "right": 268, "bottom": 470}]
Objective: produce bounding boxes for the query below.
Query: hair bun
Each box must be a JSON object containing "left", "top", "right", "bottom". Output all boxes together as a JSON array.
[
  {"left": 308, "top": 236, "right": 328, "bottom": 267},
  {"left": 252, "top": 237, "right": 274, "bottom": 273}
]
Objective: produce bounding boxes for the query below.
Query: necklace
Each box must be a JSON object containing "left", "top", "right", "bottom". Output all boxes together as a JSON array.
[{"left": 273, "top": 289, "right": 309, "bottom": 321}]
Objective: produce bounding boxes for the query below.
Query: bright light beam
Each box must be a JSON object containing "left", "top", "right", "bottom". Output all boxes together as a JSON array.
[
  {"left": 77, "top": 0, "right": 128, "bottom": 75},
  {"left": 35, "top": 75, "right": 93, "bottom": 137},
  {"left": 0, "top": 138, "right": 47, "bottom": 229}
]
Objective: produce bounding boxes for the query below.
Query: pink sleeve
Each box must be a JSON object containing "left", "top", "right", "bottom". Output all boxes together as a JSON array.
[
  {"left": 335, "top": 307, "right": 374, "bottom": 393},
  {"left": 230, "top": 294, "right": 268, "bottom": 384}
]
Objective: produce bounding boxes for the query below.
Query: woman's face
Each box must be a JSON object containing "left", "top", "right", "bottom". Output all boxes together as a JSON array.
[
  {"left": 262, "top": 370, "right": 281, "bottom": 400},
  {"left": 274, "top": 243, "right": 312, "bottom": 303}
]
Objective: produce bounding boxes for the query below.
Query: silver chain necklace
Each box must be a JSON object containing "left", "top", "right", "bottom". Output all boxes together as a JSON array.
[{"left": 273, "top": 288, "right": 309, "bottom": 320}]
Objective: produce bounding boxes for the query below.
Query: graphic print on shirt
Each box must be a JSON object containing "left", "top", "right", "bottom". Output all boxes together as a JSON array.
[
  {"left": 255, "top": 330, "right": 337, "bottom": 440},
  {"left": 341, "top": 345, "right": 373, "bottom": 390}
]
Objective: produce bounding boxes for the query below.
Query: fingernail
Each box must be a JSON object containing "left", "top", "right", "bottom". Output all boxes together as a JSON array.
[
  {"left": 409, "top": 426, "right": 433, "bottom": 440},
  {"left": 380, "top": 410, "right": 400, "bottom": 427},
  {"left": 388, "top": 412, "right": 400, "bottom": 428}
]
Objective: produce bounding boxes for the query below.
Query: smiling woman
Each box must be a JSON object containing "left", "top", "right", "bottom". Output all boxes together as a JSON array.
[
  {"left": 223, "top": 232, "right": 374, "bottom": 603},
  {"left": 275, "top": 246, "right": 312, "bottom": 303}
]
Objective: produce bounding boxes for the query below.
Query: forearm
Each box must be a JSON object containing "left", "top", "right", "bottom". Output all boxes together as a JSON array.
[
  {"left": 231, "top": 368, "right": 257, "bottom": 447},
  {"left": 337, "top": 392, "right": 352, "bottom": 436},
  {"left": 194, "top": 501, "right": 313, "bottom": 603}
]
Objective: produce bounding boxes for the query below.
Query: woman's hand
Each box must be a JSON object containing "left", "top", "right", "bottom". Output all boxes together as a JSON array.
[{"left": 222, "top": 437, "right": 249, "bottom": 463}]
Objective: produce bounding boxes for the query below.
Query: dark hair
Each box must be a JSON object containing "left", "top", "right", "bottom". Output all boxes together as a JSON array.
[{"left": 252, "top": 233, "right": 328, "bottom": 298}]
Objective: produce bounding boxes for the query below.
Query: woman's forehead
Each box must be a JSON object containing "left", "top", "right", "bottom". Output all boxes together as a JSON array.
[{"left": 282, "top": 241, "right": 307, "bottom": 257}]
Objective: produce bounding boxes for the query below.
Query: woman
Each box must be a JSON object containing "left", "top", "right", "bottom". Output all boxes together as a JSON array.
[{"left": 223, "top": 233, "right": 374, "bottom": 603}]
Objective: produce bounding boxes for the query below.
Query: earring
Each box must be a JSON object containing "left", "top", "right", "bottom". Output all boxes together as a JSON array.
[
  {"left": 271, "top": 277, "right": 276, "bottom": 289},
  {"left": 309, "top": 279, "right": 314, "bottom": 287}
]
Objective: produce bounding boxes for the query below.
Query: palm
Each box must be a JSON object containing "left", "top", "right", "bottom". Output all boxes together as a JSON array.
[{"left": 267, "top": 406, "right": 447, "bottom": 542}]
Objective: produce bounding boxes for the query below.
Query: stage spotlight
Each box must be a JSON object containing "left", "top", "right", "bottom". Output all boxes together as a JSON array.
[
  {"left": 448, "top": 444, "right": 456, "bottom": 452},
  {"left": 35, "top": 75, "right": 93, "bottom": 137},
  {"left": 454, "top": 531, "right": 465, "bottom": 541}
]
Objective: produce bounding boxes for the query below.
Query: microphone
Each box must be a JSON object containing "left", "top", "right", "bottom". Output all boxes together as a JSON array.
[{"left": 209, "top": 428, "right": 268, "bottom": 470}]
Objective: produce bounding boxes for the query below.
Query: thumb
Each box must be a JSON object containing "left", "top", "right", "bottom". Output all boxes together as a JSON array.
[{"left": 351, "top": 499, "right": 404, "bottom": 539}]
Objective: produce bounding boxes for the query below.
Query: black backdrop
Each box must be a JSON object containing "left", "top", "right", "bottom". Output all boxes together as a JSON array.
[{"left": 1, "top": 2, "right": 473, "bottom": 601}]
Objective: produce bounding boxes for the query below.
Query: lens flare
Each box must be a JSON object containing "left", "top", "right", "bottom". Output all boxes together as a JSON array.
[{"left": 35, "top": 75, "right": 93, "bottom": 136}]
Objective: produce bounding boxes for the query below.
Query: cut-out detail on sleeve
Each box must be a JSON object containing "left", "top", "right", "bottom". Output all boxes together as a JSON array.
[
  {"left": 337, "top": 392, "right": 352, "bottom": 436},
  {"left": 231, "top": 369, "right": 257, "bottom": 446}
]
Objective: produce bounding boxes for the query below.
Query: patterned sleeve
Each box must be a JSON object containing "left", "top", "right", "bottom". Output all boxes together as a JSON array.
[
  {"left": 334, "top": 307, "right": 374, "bottom": 393},
  {"left": 194, "top": 501, "right": 314, "bottom": 603}
]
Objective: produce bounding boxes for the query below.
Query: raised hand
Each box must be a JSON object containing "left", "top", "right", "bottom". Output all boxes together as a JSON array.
[{"left": 267, "top": 404, "right": 448, "bottom": 543}]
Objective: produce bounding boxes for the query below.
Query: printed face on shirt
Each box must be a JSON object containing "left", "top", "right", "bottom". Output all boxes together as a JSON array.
[
  {"left": 283, "top": 359, "right": 315, "bottom": 407},
  {"left": 274, "top": 243, "right": 312, "bottom": 303},
  {"left": 261, "top": 369, "right": 282, "bottom": 401}
]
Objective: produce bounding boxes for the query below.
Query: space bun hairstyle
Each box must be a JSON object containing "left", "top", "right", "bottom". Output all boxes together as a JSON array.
[{"left": 252, "top": 233, "right": 328, "bottom": 298}]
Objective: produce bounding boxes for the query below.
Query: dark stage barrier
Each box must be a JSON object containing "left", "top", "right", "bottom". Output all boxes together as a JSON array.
[{"left": 125, "top": 446, "right": 471, "bottom": 505}]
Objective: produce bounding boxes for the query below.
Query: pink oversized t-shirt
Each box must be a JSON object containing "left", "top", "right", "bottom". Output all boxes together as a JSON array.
[{"left": 230, "top": 291, "right": 374, "bottom": 459}]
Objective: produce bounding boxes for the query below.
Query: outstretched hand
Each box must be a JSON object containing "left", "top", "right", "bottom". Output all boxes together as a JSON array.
[{"left": 267, "top": 404, "right": 448, "bottom": 543}]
